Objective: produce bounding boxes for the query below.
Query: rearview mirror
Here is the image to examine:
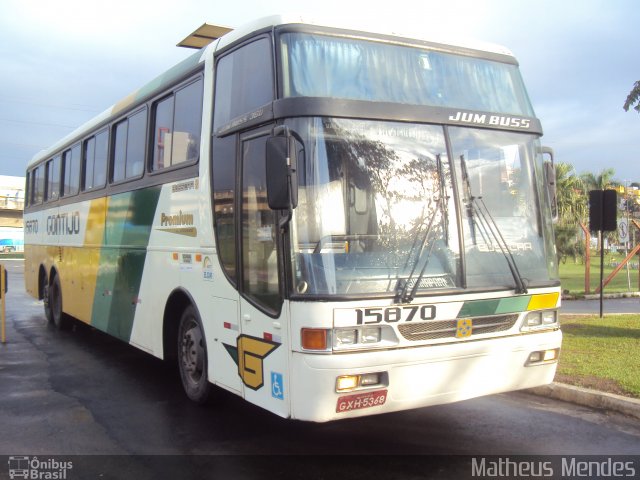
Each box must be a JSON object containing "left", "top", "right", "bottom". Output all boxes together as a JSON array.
[
  {"left": 266, "top": 134, "right": 298, "bottom": 210},
  {"left": 541, "top": 147, "right": 558, "bottom": 222}
]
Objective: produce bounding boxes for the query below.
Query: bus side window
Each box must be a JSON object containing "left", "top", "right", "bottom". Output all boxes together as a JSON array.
[
  {"left": 62, "top": 144, "right": 81, "bottom": 197},
  {"left": 32, "top": 165, "right": 45, "bottom": 205},
  {"left": 112, "top": 109, "right": 147, "bottom": 183},
  {"left": 84, "top": 137, "right": 96, "bottom": 190},
  {"left": 24, "top": 171, "right": 30, "bottom": 207},
  {"left": 152, "top": 77, "right": 203, "bottom": 171},
  {"left": 213, "top": 37, "right": 273, "bottom": 132},
  {"left": 84, "top": 130, "right": 108, "bottom": 191},
  {"left": 45, "top": 156, "right": 61, "bottom": 201},
  {"left": 93, "top": 130, "right": 108, "bottom": 188}
]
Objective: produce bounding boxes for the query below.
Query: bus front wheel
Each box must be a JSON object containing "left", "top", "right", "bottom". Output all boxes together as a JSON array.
[{"left": 177, "top": 305, "right": 211, "bottom": 404}]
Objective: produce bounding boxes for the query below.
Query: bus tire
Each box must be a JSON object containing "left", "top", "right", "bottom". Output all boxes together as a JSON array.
[
  {"left": 42, "top": 272, "right": 53, "bottom": 324},
  {"left": 50, "top": 274, "right": 71, "bottom": 330},
  {"left": 177, "top": 305, "right": 211, "bottom": 404}
]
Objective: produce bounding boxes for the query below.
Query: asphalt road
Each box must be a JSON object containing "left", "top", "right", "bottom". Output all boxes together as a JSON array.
[
  {"left": 1, "top": 259, "right": 639, "bottom": 479},
  {"left": 561, "top": 296, "right": 639, "bottom": 314}
]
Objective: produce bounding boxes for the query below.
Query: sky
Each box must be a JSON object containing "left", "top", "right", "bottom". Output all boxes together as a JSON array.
[{"left": 1, "top": 0, "right": 638, "bottom": 183}]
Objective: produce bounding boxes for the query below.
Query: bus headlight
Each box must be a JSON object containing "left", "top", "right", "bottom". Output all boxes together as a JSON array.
[
  {"left": 332, "top": 325, "right": 398, "bottom": 351},
  {"left": 522, "top": 310, "right": 558, "bottom": 332},
  {"left": 361, "top": 326, "right": 382, "bottom": 343},
  {"left": 335, "top": 329, "right": 358, "bottom": 347}
]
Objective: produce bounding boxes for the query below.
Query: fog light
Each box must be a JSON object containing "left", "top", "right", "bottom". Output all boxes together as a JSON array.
[
  {"left": 528, "top": 351, "right": 543, "bottom": 363},
  {"left": 335, "top": 329, "right": 358, "bottom": 347},
  {"left": 360, "top": 373, "right": 381, "bottom": 386},
  {"left": 361, "top": 327, "right": 382, "bottom": 344},
  {"left": 336, "top": 375, "right": 359, "bottom": 392},
  {"left": 526, "top": 348, "right": 559, "bottom": 366}
]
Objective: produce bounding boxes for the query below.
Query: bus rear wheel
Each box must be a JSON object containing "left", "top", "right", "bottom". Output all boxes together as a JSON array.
[
  {"left": 42, "top": 273, "right": 53, "bottom": 324},
  {"left": 177, "top": 305, "right": 211, "bottom": 404},
  {"left": 49, "top": 274, "right": 71, "bottom": 330}
]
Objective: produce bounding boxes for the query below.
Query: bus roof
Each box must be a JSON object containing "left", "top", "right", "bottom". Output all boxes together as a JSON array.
[
  {"left": 216, "top": 14, "right": 515, "bottom": 58},
  {"left": 28, "top": 14, "right": 516, "bottom": 169}
]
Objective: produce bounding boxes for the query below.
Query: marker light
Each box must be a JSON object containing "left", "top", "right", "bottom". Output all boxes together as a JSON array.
[{"left": 301, "top": 328, "right": 329, "bottom": 351}]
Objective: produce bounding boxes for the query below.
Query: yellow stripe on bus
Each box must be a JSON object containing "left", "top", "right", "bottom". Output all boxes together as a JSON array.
[
  {"left": 62, "top": 198, "right": 107, "bottom": 324},
  {"left": 527, "top": 292, "right": 559, "bottom": 311}
]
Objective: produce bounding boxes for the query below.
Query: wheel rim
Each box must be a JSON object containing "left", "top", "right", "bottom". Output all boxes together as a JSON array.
[{"left": 180, "top": 316, "right": 205, "bottom": 386}]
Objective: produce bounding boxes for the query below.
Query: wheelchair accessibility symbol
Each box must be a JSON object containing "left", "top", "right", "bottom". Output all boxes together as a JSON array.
[{"left": 271, "top": 371, "right": 284, "bottom": 400}]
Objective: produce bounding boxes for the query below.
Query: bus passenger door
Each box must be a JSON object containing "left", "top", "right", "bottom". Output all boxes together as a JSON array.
[{"left": 237, "top": 131, "right": 290, "bottom": 418}]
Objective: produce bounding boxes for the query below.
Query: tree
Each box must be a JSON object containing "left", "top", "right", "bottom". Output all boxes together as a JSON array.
[
  {"left": 623, "top": 81, "right": 640, "bottom": 113},
  {"left": 580, "top": 168, "right": 616, "bottom": 191},
  {"left": 555, "top": 163, "right": 587, "bottom": 226},
  {"left": 554, "top": 163, "right": 587, "bottom": 263}
]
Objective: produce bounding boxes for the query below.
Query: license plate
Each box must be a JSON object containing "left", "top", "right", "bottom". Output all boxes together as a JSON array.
[{"left": 336, "top": 390, "right": 387, "bottom": 413}]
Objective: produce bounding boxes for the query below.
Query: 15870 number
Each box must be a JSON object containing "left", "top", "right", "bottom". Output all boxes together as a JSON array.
[{"left": 355, "top": 305, "right": 436, "bottom": 324}]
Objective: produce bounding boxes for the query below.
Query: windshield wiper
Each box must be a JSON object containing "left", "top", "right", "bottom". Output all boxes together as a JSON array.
[
  {"left": 395, "top": 155, "right": 446, "bottom": 304},
  {"left": 459, "top": 155, "right": 528, "bottom": 295}
]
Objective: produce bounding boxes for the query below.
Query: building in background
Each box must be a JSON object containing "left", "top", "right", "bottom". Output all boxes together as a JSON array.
[{"left": 0, "top": 175, "right": 25, "bottom": 252}]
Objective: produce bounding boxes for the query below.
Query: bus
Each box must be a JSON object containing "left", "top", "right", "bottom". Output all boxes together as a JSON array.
[{"left": 24, "top": 15, "right": 561, "bottom": 422}]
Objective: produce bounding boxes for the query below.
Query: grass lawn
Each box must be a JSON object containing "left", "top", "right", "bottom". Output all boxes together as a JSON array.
[
  {"left": 557, "top": 314, "right": 640, "bottom": 398},
  {"left": 559, "top": 250, "right": 640, "bottom": 296}
]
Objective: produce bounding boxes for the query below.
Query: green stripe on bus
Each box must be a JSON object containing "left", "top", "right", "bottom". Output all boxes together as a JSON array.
[
  {"left": 91, "top": 187, "right": 162, "bottom": 341},
  {"left": 457, "top": 295, "right": 531, "bottom": 318},
  {"left": 496, "top": 296, "right": 531, "bottom": 314}
]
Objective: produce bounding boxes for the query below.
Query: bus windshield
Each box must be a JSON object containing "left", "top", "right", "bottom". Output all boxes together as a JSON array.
[
  {"left": 287, "top": 118, "right": 558, "bottom": 298},
  {"left": 281, "top": 32, "right": 534, "bottom": 117}
]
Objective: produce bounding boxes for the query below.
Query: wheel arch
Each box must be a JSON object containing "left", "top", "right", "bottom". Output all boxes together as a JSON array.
[{"left": 162, "top": 288, "right": 200, "bottom": 362}]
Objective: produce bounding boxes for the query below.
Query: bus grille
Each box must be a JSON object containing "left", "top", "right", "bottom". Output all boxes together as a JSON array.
[{"left": 397, "top": 314, "right": 519, "bottom": 341}]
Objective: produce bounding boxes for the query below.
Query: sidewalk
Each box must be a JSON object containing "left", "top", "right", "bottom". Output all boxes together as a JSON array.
[{"left": 528, "top": 382, "right": 640, "bottom": 420}]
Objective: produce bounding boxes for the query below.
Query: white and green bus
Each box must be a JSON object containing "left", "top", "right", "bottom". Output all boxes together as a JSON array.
[{"left": 24, "top": 15, "right": 561, "bottom": 422}]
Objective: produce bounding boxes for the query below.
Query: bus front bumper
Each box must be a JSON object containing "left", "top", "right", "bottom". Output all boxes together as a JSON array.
[{"left": 290, "top": 329, "right": 562, "bottom": 422}]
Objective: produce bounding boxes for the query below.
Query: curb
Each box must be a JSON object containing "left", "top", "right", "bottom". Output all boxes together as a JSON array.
[
  {"left": 562, "top": 292, "right": 640, "bottom": 300},
  {"left": 527, "top": 382, "right": 640, "bottom": 420}
]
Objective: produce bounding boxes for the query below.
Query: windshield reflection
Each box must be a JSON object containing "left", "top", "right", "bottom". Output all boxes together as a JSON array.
[
  {"left": 450, "top": 127, "right": 557, "bottom": 289},
  {"left": 290, "top": 118, "right": 459, "bottom": 296},
  {"left": 286, "top": 118, "right": 557, "bottom": 298}
]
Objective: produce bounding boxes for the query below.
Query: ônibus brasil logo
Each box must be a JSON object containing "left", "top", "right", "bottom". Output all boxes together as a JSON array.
[{"left": 7, "top": 456, "right": 73, "bottom": 479}]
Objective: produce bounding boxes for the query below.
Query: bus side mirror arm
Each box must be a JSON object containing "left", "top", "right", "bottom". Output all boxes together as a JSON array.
[{"left": 541, "top": 146, "right": 558, "bottom": 223}]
